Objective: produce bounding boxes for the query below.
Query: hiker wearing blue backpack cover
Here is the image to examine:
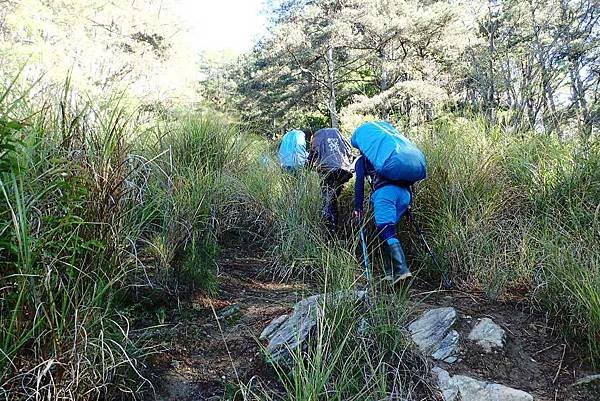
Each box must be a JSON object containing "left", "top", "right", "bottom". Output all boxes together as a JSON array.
[
  {"left": 278, "top": 129, "right": 308, "bottom": 173},
  {"left": 352, "top": 121, "right": 427, "bottom": 285}
]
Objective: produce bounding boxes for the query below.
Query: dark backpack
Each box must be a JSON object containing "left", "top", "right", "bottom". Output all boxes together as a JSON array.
[{"left": 310, "top": 128, "right": 354, "bottom": 173}]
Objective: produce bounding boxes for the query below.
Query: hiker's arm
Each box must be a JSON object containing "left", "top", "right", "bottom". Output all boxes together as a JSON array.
[{"left": 354, "top": 156, "right": 365, "bottom": 213}]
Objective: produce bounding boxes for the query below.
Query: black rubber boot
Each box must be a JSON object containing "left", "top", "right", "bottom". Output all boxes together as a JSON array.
[
  {"left": 387, "top": 241, "right": 412, "bottom": 284},
  {"left": 382, "top": 251, "right": 394, "bottom": 282}
]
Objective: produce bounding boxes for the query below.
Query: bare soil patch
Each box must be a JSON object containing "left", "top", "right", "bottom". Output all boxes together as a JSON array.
[{"left": 144, "top": 254, "right": 309, "bottom": 400}]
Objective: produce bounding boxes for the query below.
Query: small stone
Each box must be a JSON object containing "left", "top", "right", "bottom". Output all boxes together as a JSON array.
[
  {"left": 468, "top": 317, "right": 506, "bottom": 352},
  {"left": 432, "top": 367, "right": 459, "bottom": 401},
  {"left": 218, "top": 305, "right": 241, "bottom": 319},
  {"left": 432, "top": 330, "right": 460, "bottom": 362},
  {"left": 409, "top": 307, "right": 457, "bottom": 351},
  {"left": 261, "top": 291, "right": 367, "bottom": 367},
  {"left": 433, "top": 367, "right": 533, "bottom": 401},
  {"left": 357, "top": 317, "right": 370, "bottom": 336},
  {"left": 259, "top": 314, "right": 288, "bottom": 340}
]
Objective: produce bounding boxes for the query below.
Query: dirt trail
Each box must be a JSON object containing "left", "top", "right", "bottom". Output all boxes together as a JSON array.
[
  {"left": 146, "top": 255, "right": 306, "bottom": 400},
  {"left": 143, "top": 254, "right": 597, "bottom": 401}
]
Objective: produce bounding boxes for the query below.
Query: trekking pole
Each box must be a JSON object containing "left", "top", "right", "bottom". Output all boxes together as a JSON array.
[
  {"left": 406, "top": 209, "right": 453, "bottom": 289},
  {"left": 359, "top": 226, "right": 372, "bottom": 283}
]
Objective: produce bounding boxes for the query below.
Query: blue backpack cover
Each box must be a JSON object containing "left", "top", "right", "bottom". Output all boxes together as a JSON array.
[
  {"left": 351, "top": 121, "right": 426, "bottom": 183},
  {"left": 279, "top": 129, "right": 308, "bottom": 169}
]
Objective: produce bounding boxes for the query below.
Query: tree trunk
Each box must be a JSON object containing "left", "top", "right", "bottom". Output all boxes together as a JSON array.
[
  {"left": 326, "top": 45, "right": 339, "bottom": 128},
  {"left": 542, "top": 68, "right": 560, "bottom": 136},
  {"left": 530, "top": 5, "right": 561, "bottom": 137},
  {"left": 569, "top": 59, "right": 592, "bottom": 137},
  {"left": 378, "top": 47, "right": 392, "bottom": 119},
  {"left": 485, "top": 4, "right": 498, "bottom": 123},
  {"left": 559, "top": 0, "right": 593, "bottom": 138},
  {"left": 379, "top": 47, "right": 389, "bottom": 92}
]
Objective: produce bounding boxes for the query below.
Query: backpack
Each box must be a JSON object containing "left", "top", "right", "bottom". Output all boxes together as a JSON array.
[
  {"left": 351, "top": 121, "right": 426, "bottom": 184},
  {"left": 279, "top": 129, "right": 308, "bottom": 169},
  {"left": 310, "top": 128, "right": 354, "bottom": 173}
]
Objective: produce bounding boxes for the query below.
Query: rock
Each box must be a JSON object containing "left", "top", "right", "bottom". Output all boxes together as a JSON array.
[
  {"left": 572, "top": 374, "right": 600, "bottom": 387},
  {"left": 468, "top": 317, "right": 506, "bottom": 352},
  {"left": 259, "top": 314, "right": 288, "bottom": 340},
  {"left": 263, "top": 295, "right": 320, "bottom": 366},
  {"left": 218, "top": 305, "right": 241, "bottom": 320},
  {"left": 409, "top": 307, "right": 459, "bottom": 362},
  {"left": 433, "top": 367, "right": 534, "bottom": 401},
  {"left": 261, "top": 291, "right": 366, "bottom": 367},
  {"left": 432, "top": 330, "right": 460, "bottom": 363},
  {"left": 408, "top": 307, "right": 457, "bottom": 351},
  {"left": 433, "top": 367, "right": 459, "bottom": 401},
  {"left": 357, "top": 317, "right": 370, "bottom": 336}
]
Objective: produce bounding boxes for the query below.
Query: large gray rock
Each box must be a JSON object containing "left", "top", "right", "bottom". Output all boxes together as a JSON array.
[
  {"left": 409, "top": 307, "right": 459, "bottom": 363},
  {"left": 261, "top": 291, "right": 366, "bottom": 367},
  {"left": 433, "top": 367, "right": 534, "bottom": 401},
  {"left": 468, "top": 317, "right": 506, "bottom": 352}
]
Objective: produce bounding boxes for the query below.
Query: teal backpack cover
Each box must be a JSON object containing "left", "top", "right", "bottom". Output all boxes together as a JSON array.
[
  {"left": 351, "top": 121, "right": 426, "bottom": 183},
  {"left": 278, "top": 129, "right": 308, "bottom": 169}
]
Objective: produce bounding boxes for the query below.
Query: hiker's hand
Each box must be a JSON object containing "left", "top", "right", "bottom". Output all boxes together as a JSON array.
[{"left": 353, "top": 210, "right": 363, "bottom": 219}]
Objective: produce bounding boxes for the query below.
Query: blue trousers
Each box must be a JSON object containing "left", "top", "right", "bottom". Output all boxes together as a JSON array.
[{"left": 371, "top": 185, "right": 411, "bottom": 226}]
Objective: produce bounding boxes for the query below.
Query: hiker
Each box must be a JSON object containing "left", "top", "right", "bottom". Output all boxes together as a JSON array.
[
  {"left": 307, "top": 127, "right": 354, "bottom": 230},
  {"left": 278, "top": 129, "right": 308, "bottom": 173},
  {"left": 352, "top": 121, "right": 426, "bottom": 285}
]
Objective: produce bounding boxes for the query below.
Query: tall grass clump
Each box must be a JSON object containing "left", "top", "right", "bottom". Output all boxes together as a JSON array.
[
  {"left": 0, "top": 73, "right": 257, "bottom": 399},
  {"left": 136, "top": 114, "right": 343, "bottom": 288},
  {"left": 413, "top": 114, "right": 600, "bottom": 365},
  {"left": 0, "top": 81, "right": 149, "bottom": 399},
  {"left": 131, "top": 113, "right": 251, "bottom": 293}
]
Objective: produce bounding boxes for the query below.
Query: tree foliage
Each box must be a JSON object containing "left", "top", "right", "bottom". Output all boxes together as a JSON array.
[
  {"left": 0, "top": 0, "right": 198, "bottom": 104},
  {"left": 232, "top": 0, "right": 598, "bottom": 137},
  {"left": 471, "top": 0, "right": 599, "bottom": 136}
]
